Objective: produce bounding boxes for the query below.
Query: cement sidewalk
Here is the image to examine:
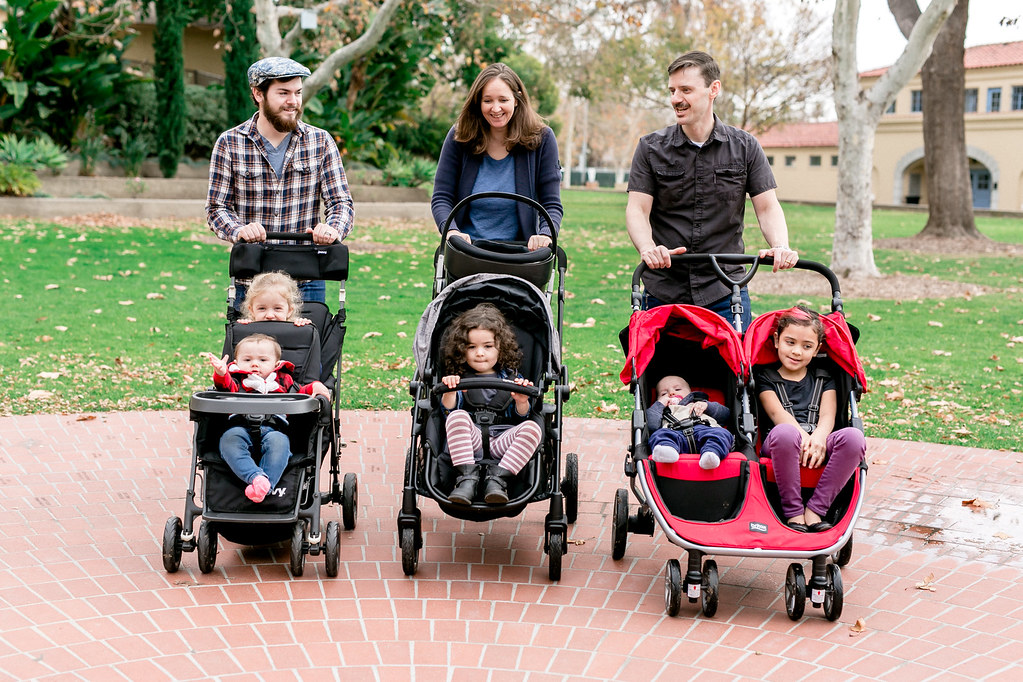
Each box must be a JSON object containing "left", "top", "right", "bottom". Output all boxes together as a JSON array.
[{"left": 0, "top": 410, "right": 1021, "bottom": 680}]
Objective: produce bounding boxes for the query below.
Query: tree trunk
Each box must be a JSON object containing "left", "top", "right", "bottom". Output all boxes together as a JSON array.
[
  {"left": 918, "top": 0, "right": 981, "bottom": 238},
  {"left": 830, "top": 0, "right": 956, "bottom": 277},
  {"left": 833, "top": 107, "right": 880, "bottom": 278}
]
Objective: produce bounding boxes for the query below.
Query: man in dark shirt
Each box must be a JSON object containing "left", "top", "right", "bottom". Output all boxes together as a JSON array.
[{"left": 626, "top": 51, "right": 798, "bottom": 329}]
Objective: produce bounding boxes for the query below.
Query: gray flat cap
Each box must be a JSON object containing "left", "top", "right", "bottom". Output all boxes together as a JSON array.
[{"left": 247, "top": 57, "right": 311, "bottom": 87}]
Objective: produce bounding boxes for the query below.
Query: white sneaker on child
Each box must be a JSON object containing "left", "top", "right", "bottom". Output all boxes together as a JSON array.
[
  {"left": 699, "top": 452, "right": 721, "bottom": 470},
  {"left": 651, "top": 445, "right": 680, "bottom": 463}
]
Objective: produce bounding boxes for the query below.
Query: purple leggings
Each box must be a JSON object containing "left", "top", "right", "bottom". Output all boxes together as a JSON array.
[{"left": 762, "top": 423, "right": 866, "bottom": 520}]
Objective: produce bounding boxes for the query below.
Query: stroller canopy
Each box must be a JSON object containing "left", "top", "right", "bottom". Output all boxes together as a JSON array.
[
  {"left": 620, "top": 305, "right": 745, "bottom": 385},
  {"left": 414, "top": 272, "right": 561, "bottom": 371},
  {"left": 744, "top": 310, "right": 867, "bottom": 389}
]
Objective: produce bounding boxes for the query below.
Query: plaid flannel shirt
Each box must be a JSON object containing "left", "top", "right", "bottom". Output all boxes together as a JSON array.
[{"left": 206, "top": 114, "right": 355, "bottom": 243}]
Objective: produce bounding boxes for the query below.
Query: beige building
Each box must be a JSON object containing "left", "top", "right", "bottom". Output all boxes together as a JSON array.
[{"left": 759, "top": 41, "right": 1023, "bottom": 211}]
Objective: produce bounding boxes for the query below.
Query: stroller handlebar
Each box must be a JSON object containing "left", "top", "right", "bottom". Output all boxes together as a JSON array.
[
  {"left": 632, "top": 254, "right": 844, "bottom": 311},
  {"left": 439, "top": 192, "right": 558, "bottom": 252},
  {"left": 241, "top": 231, "right": 341, "bottom": 244},
  {"left": 431, "top": 376, "right": 542, "bottom": 399}
]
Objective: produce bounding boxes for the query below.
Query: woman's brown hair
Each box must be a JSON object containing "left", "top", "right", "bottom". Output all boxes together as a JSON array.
[{"left": 454, "top": 63, "right": 546, "bottom": 155}]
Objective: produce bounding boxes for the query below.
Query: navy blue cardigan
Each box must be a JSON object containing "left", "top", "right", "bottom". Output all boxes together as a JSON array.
[{"left": 431, "top": 126, "right": 563, "bottom": 239}]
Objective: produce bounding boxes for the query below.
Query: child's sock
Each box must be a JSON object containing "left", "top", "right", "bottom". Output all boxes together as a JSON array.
[
  {"left": 651, "top": 445, "right": 680, "bottom": 463},
  {"left": 245, "top": 475, "right": 272, "bottom": 503},
  {"left": 699, "top": 452, "right": 721, "bottom": 470}
]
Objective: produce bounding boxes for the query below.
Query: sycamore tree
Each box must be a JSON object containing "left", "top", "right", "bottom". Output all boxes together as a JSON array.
[
  {"left": 888, "top": 0, "right": 981, "bottom": 239},
  {"left": 830, "top": 0, "right": 956, "bottom": 278},
  {"left": 251, "top": 0, "right": 402, "bottom": 101}
]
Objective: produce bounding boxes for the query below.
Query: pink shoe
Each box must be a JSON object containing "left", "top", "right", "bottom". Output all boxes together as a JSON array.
[{"left": 245, "top": 475, "right": 271, "bottom": 503}]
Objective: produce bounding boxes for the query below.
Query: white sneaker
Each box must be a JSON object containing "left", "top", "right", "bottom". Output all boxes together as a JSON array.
[
  {"left": 699, "top": 452, "right": 721, "bottom": 470},
  {"left": 651, "top": 445, "right": 680, "bottom": 463}
]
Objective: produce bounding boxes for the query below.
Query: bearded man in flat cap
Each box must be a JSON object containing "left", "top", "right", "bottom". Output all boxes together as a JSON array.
[{"left": 206, "top": 57, "right": 355, "bottom": 307}]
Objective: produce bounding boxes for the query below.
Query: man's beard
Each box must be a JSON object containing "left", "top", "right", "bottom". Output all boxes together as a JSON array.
[{"left": 262, "top": 102, "right": 302, "bottom": 133}]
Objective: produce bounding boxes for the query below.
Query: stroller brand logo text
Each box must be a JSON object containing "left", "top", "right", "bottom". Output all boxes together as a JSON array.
[
  {"left": 749, "top": 521, "right": 769, "bottom": 534},
  {"left": 270, "top": 487, "right": 287, "bottom": 498}
]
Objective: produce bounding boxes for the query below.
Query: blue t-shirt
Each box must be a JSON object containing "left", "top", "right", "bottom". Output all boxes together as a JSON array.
[
  {"left": 467, "top": 154, "right": 519, "bottom": 241},
  {"left": 260, "top": 132, "right": 292, "bottom": 179}
]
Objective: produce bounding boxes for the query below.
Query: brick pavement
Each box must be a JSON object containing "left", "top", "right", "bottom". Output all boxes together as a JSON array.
[{"left": 1, "top": 410, "right": 1021, "bottom": 680}]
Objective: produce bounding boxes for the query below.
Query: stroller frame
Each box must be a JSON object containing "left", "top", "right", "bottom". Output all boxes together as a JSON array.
[
  {"left": 161, "top": 232, "right": 357, "bottom": 578},
  {"left": 397, "top": 193, "right": 577, "bottom": 581},
  {"left": 613, "top": 254, "right": 867, "bottom": 620}
]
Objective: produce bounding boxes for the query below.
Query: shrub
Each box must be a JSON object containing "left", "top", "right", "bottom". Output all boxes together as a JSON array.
[
  {"left": 110, "top": 128, "right": 149, "bottom": 177},
  {"left": 382, "top": 155, "right": 436, "bottom": 188},
  {"left": 0, "top": 163, "right": 42, "bottom": 196},
  {"left": 0, "top": 134, "right": 68, "bottom": 184},
  {"left": 115, "top": 81, "right": 226, "bottom": 162}
]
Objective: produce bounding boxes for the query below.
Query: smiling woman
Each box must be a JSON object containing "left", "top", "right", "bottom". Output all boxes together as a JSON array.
[{"left": 430, "top": 63, "right": 563, "bottom": 252}]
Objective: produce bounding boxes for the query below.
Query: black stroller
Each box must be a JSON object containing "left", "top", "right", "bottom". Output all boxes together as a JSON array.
[
  {"left": 396, "top": 193, "right": 578, "bottom": 580},
  {"left": 161, "top": 233, "right": 358, "bottom": 577},
  {"left": 613, "top": 254, "right": 867, "bottom": 620}
]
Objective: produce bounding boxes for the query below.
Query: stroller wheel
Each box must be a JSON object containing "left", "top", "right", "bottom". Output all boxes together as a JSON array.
[
  {"left": 611, "top": 488, "right": 629, "bottom": 560},
  {"left": 701, "top": 560, "right": 719, "bottom": 618},
  {"left": 785, "top": 563, "right": 806, "bottom": 621},
  {"left": 547, "top": 532, "right": 564, "bottom": 581},
  {"left": 342, "top": 472, "right": 359, "bottom": 531},
  {"left": 664, "top": 559, "right": 683, "bottom": 617},
  {"left": 323, "top": 521, "right": 340, "bottom": 578},
  {"left": 823, "top": 564, "right": 844, "bottom": 621},
  {"left": 562, "top": 453, "right": 579, "bottom": 525},
  {"left": 290, "top": 521, "right": 306, "bottom": 577},
  {"left": 400, "top": 527, "right": 419, "bottom": 576},
  {"left": 833, "top": 535, "right": 853, "bottom": 567},
  {"left": 162, "top": 516, "right": 183, "bottom": 573},
  {"left": 196, "top": 519, "right": 218, "bottom": 574}
]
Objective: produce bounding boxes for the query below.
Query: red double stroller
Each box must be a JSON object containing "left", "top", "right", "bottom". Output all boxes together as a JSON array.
[{"left": 612, "top": 254, "right": 867, "bottom": 620}]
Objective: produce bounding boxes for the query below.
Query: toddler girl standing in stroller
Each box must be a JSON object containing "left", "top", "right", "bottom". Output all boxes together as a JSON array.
[
  {"left": 755, "top": 306, "right": 866, "bottom": 533},
  {"left": 439, "top": 303, "right": 542, "bottom": 505}
]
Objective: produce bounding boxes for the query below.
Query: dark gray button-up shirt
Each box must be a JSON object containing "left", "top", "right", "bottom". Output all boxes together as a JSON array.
[{"left": 628, "top": 116, "right": 777, "bottom": 306}]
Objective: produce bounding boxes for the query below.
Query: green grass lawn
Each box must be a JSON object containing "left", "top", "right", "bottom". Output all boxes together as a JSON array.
[{"left": 2, "top": 192, "right": 1021, "bottom": 450}]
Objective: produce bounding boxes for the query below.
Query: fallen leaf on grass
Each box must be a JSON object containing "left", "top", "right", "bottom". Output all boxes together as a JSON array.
[
  {"left": 27, "top": 390, "right": 54, "bottom": 400},
  {"left": 37, "top": 372, "right": 61, "bottom": 379},
  {"left": 849, "top": 618, "right": 867, "bottom": 635},
  {"left": 569, "top": 317, "right": 596, "bottom": 328},
  {"left": 915, "top": 573, "right": 937, "bottom": 591},
  {"left": 590, "top": 298, "right": 606, "bottom": 305},
  {"left": 362, "top": 331, "right": 382, "bottom": 339},
  {"left": 45, "top": 283, "right": 59, "bottom": 290},
  {"left": 928, "top": 320, "right": 943, "bottom": 327},
  {"left": 867, "top": 313, "right": 882, "bottom": 321},
  {"left": 596, "top": 401, "right": 620, "bottom": 414},
  {"left": 961, "top": 498, "right": 992, "bottom": 510},
  {"left": 147, "top": 293, "right": 165, "bottom": 300}
]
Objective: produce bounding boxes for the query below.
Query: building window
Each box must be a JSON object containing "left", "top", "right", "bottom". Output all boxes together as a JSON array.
[
  {"left": 809, "top": 155, "right": 821, "bottom": 167},
  {"left": 785, "top": 155, "right": 796, "bottom": 167},
  {"left": 910, "top": 90, "right": 923, "bottom": 112},
  {"left": 831, "top": 155, "right": 839, "bottom": 167},
  {"left": 1012, "top": 86, "right": 1023, "bottom": 110},
  {"left": 964, "top": 88, "right": 978, "bottom": 113},
  {"left": 767, "top": 155, "right": 774, "bottom": 166},
  {"left": 988, "top": 87, "right": 1001, "bottom": 112},
  {"left": 886, "top": 100, "right": 896, "bottom": 114}
]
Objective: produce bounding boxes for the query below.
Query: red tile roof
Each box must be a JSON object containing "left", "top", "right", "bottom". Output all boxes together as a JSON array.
[
  {"left": 859, "top": 39, "right": 1023, "bottom": 78},
  {"left": 757, "top": 121, "right": 838, "bottom": 148}
]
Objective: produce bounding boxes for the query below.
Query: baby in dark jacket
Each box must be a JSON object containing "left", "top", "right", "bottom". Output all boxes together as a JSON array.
[{"left": 646, "top": 375, "right": 733, "bottom": 469}]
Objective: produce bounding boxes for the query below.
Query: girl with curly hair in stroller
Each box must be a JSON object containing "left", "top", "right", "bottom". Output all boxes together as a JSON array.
[
  {"left": 755, "top": 306, "right": 866, "bottom": 533},
  {"left": 439, "top": 303, "right": 542, "bottom": 505}
]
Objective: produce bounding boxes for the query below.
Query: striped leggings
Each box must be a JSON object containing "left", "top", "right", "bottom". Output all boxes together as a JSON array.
[{"left": 444, "top": 409, "right": 542, "bottom": 474}]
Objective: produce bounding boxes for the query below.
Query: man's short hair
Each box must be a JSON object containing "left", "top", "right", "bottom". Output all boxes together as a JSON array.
[{"left": 667, "top": 51, "right": 720, "bottom": 86}]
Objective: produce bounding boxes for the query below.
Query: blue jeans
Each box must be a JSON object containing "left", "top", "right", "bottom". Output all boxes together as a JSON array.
[
  {"left": 219, "top": 425, "right": 293, "bottom": 488},
  {"left": 233, "top": 280, "right": 326, "bottom": 311},
  {"left": 649, "top": 425, "right": 734, "bottom": 458},
  {"left": 643, "top": 289, "right": 752, "bottom": 331}
]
